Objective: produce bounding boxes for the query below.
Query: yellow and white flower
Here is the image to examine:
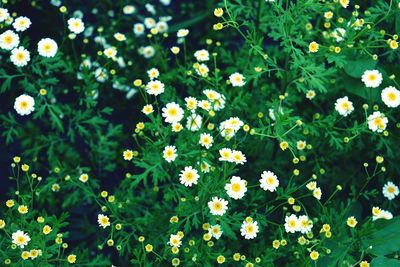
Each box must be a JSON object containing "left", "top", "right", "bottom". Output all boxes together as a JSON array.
[
  {"left": 229, "top": 72, "right": 246, "bottom": 87},
  {"left": 12, "top": 16, "right": 31, "bottom": 32},
  {"left": 14, "top": 94, "right": 35, "bottom": 116},
  {"left": 12, "top": 230, "right": 31, "bottom": 248},
  {"left": 225, "top": 176, "right": 247, "bottom": 200},
  {"left": 381, "top": 86, "right": 400, "bottom": 108},
  {"left": 67, "top": 18, "right": 85, "bottom": 34},
  {"left": 10, "top": 46, "right": 30, "bottom": 67},
  {"left": 146, "top": 80, "right": 165, "bottom": 96},
  {"left": 367, "top": 111, "right": 388, "bottom": 133},
  {"left": 334, "top": 96, "right": 354, "bottom": 116},
  {"left": 179, "top": 166, "right": 199, "bottom": 187},
  {"left": 162, "top": 102, "right": 184, "bottom": 124},
  {"left": 0, "top": 30, "right": 20, "bottom": 50},
  {"left": 163, "top": 146, "right": 177, "bottom": 163},
  {"left": 199, "top": 133, "right": 213, "bottom": 149},
  {"left": 284, "top": 214, "right": 299, "bottom": 233},
  {"left": 382, "top": 181, "right": 399, "bottom": 200},
  {"left": 97, "top": 214, "right": 111, "bottom": 228},
  {"left": 259, "top": 171, "right": 279, "bottom": 192},
  {"left": 240, "top": 219, "right": 259, "bottom": 239},
  {"left": 37, "top": 38, "right": 58, "bottom": 57},
  {"left": 208, "top": 224, "right": 223, "bottom": 239},
  {"left": 361, "top": 70, "right": 382, "bottom": 88},
  {"left": 208, "top": 197, "right": 228, "bottom": 216}
]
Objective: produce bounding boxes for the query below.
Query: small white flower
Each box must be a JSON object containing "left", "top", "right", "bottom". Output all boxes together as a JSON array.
[
  {"left": 144, "top": 17, "right": 156, "bottom": 29},
  {"left": 123, "top": 5, "right": 136, "bottom": 15},
  {"left": 259, "top": 171, "right": 279, "bottom": 192},
  {"left": 313, "top": 187, "right": 322, "bottom": 200},
  {"left": 240, "top": 219, "right": 259, "bottom": 239},
  {"left": 142, "top": 104, "right": 154, "bottom": 115},
  {"left": 185, "top": 96, "right": 198, "bottom": 110},
  {"left": 0, "top": 30, "right": 20, "bottom": 50},
  {"left": 162, "top": 102, "right": 184, "bottom": 124},
  {"left": 12, "top": 230, "right": 31, "bottom": 248},
  {"left": 208, "top": 197, "right": 228, "bottom": 216},
  {"left": 104, "top": 47, "right": 117, "bottom": 59},
  {"left": 146, "top": 80, "right": 165, "bottom": 96},
  {"left": 298, "top": 215, "right": 313, "bottom": 234},
  {"left": 332, "top": 27, "right": 346, "bottom": 42},
  {"left": 68, "top": 18, "right": 85, "bottom": 34},
  {"left": 0, "top": 8, "right": 10, "bottom": 22},
  {"left": 199, "top": 133, "right": 213, "bottom": 149},
  {"left": 367, "top": 111, "right": 388, "bottom": 133},
  {"left": 231, "top": 150, "right": 247, "bottom": 165},
  {"left": 208, "top": 224, "right": 223, "bottom": 239},
  {"left": 177, "top": 29, "right": 189, "bottom": 38},
  {"left": 179, "top": 166, "right": 199, "bottom": 187},
  {"left": 37, "top": 38, "right": 58, "bottom": 57},
  {"left": 382, "top": 181, "right": 399, "bottom": 200},
  {"left": 186, "top": 113, "right": 202, "bottom": 131},
  {"left": 229, "top": 72, "right": 246, "bottom": 87},
  {"left": 372, "top": 207, "right": 393, "bottom": 221},
  {"left": 134, "top": 23, "right": 145, "bottom": 35},
  {"left": 168, "top": 234, "right": 182, "bottom": 247},
  {"left": 334, "top": 96, "right": 354, "bottom": 116},
  {"left": 10, "top": 46, "right": 30, "bottom": 67},
  {"left": 156, "top": 21, "right": 168, "bottom": 33},
  {"left": 163, "top": 146, "right": 177, "bottom": 163},
  {"left": 284, "top": 214, "right": 299, "bottom": 233},
  {"left": 381, "top": 86, "right": 400, "bottom": 108},
  {"left": 12, "top": 16, "right": 31, "bottom": 32},
  {"left": 194, "top": 49, "right": 210, "bottom": 62},
  {"left": 219, "top": 148, "right": 232, "bottom": 162},
  {"left": 147, "top": 68, "right": 159, "bottom": 80},
  {"left": 225, "top": 176, "right": 247, "bottom": 200},
  {"left": 361, "top": 70, "right": 383, "bottom": 88},
  {"left": 14, "top": 94, "right": 35, "bottom": 115},
  {"left": 97, "top": 214, "right": 111, "bottom": 228}
]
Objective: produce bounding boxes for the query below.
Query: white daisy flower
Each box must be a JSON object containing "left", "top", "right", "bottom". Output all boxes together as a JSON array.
[
  {"left": 381, "top": 86, "right": 400, "bottom": 108},
  {"left": 372, "top": 207, "right": 393, "bottom": 221},
  {"left": 134, "top": 23, "right": 145, "bottom": 36},
  {"left": 313, "top": 187, "right": 322, "bottom": 200},
  {"left": 144, "top": 17, "right": 156, "bottom": 29},
  {"left": 284, "top": 214, "right": 299, "bottom": 233},
  {"left": 67, "top": 18, "right": 85, "bottom": 34},
  {"left": 259, "top": 171, "right": 279, "bottom": 192},
  {"left": 37, "top": 38, "right": 58, "bottom": 57},
  {"left": 147, "top": 68, "right": 159, "bottom": 80},
  {"left": 94, "top": 68, "right": 108, "bottom": 82},
  {"left": 12, "top": 16, "right": 31, "bottom": 32},
  {"left": 97, "top": 214, "right": 110, "bottom": 228},
  {"left": 219, "top": 148, "right": 233, "bottom": 162},
  {"left": 186, "top": 113, "right": 202, "bottom": 131},
  {"left": 229, "top": 72, "right": 246, "bottom": 87},
  {"left": 208, "top": 224, "right": 223, "bottom": 239},
  {"left": 240, "top": 219, "right": 259, "bottom": 239},
  {"left": 163, "top": 146, "right": 177, "bottom": 163},
  {"left": 142, "top": 104, "right": 154, "bottom": 115},
  {"left": 156, "top": 21, "right": 168, "bottom": 33},
  {"left": 382, "top": 181, "right": 399, "bottom": 200},
  {"left": 168, "top": 234, "right": 182, "bottom": 247},
  {"left": 199, "top": 133, "right": 213, "bottom": 149},
  {"left": 0, "top": 8, "right": 10, "bottom": 22},
  {"left": 298, "top": 215, "right": 313, "bottom": 234},
  {"left": 12, "top": 230, "right": 31, "bottom": 248},
  {"left": 162, "top": 102, "right": 184, "bottom": 124},
  {"left": 0, "top": 30, "right": 20, "bottom": 50},
  {"left": 361, "top": 70, "right": 383, "bottom": 88},
  {"left": 195, "top": 63, "right": 209, "bottom": 77},
  {"left": 306, "top": 181, "right": 317, "bottom": 191},
  {"left": 10, "top": 46, "right": 30, "bottom": 67},
  {"left": 367, "top": 111, "right": 388, "bottom": 133},
  {"left": 334, "top": 96, "right": 354, "bottom": 116},
  {"left": 104, "top": 47, "right": 117, "bottom": 59},
  {"left": 14, "top": 94, "right": 35, "bottom": 115},
  {"left": 177, "top": 29, "right": 189, "bottom": 38},
  {"left": 122, "top": 5, "right": 136, "bottom": 15},
  {"left": 231, "top": 150, "right": 247, "bottom": 165},
  {"left": 185, "top": 96, "right": 198, "bottom": 110},
  {"left": 225, "top": 176, "right": 247, "bottom": 200},
  {"left": 208, "top": 197, "right": 228, "bottom": 216},
  {"left": 194, "top": 49, "right": 210, "bottom": 62},
  {"left": 179, "top": 166, "right": 199, "bottom": 187},
  {"left": 146, "top": 80, "right": 165, "bottom": 96},
  {"left": 141, "top": 46, "right": 155, "bottom": 58}
]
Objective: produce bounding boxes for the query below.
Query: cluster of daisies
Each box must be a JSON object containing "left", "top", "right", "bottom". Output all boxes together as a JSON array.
[{"left": 333, "top": 69, "right": 399, "bottom": 133}]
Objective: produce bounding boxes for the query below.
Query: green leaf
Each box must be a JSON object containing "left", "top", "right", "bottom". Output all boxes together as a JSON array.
[
  {"left": 343, "top": 51, "right": 377, "bottom": 78},
  {"left": 371, "top": 257, "right": 400, "bottom": 267}
]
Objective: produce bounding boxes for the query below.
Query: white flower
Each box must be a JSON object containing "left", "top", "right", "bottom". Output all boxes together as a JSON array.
[
  {"left": 231, "top": 150, "right": 247, "bottom": 165},
  {"left": 186, "top": 113, "right": 202, "bottom": 131},
  {"left": 259, "top": 171, "right": 279, "bottom": 192},
  {"left": 12, "top": 16, "right": 31, "bottom": 32},
  {"left": 141, "top": 46, "right": 155, "bottom": 58},
  {"left": 313, "top": 187, "right": 322, "bottom": 200},
  {"left": 208, "top": 224, "right": 223, "bottom": 239},
  {"left": 195, "top": 63, "right": 209, "bottom": 77},
  {"left": 12, "top": 230, "right": 31, "bottom": 248},
  {"left": 185, "top": 96, "right": 198, "bottom": 110},
  {"left": 10, "top": 46, "right": 30, "bottom": 67},
  {"left": 229, "top": 72, "right": 246, "bottom": 87},
  {"left": 199, "top": 133, "right": 213, "bottom": 149},
  {"left": 179, "top": 166, "right": 199, "bottom": 187},
  {"left": 104, "top": 47, "right": 117, "bottom": 59},
  {"left": 208, "top": 197, "right": 228, "bottom": 216},
  {"left": 372, "top": 207, "right": 393, "bottom": 221},
  {"left": 37, "top": 38, "right": 58, "bottom": 57},
  {"left": 240, "top": 219, "right": 259, "bottom": 239},
  {"left": 156, "top": 21, "right": 168, "bottom": 33},
  {"left": 147, "top": 68, "right": 159, "bottom": 80},
  {"left": 382, "top": 181, "right": 399, "bottom": 200},
  {"left": 367, "top": 111, "right": 388, "bottom": 133},
  {"left": 14, "top": 94, "right": 34, "bottom": 115},
  {"left": 225, "top": 176, "right": 247, "bottom": 200},
  {"left": 68, "top": 18, "right": 85, "bottom": 34},
  {"left": 168, "top": 234, "right": 182, "bottom": 247},
  {"left": 163, "top": 146, "right": 177, "bottom": 163},
  {"left": 332, "top": 27, "right": 346, "bottom": 42},
  {"left": 198, "top": 100, "right": 211, "bottom": 111},
  {"left": 340, "top": 0, "right": 349, "bottom": 8},
  {"left": 306, "top": 90, "right": 316, "bottom": 100},
  {"left": 177, "top": 29, "right": 189, "bottom": 38},
  {"left": 0, "top": 8, "right": 10, "bottom": 22},
  {"left": 142, "top": 104, "right": 154, "bottom": 115},
  {"left": 298, "top": 215, "right": 313, "bottom": 234},
  {"left": 219, "top": 148, "right": 233, "bottom": 162},
  {"left": 162, "top": 102, "right": 184, "bottom": 124},
  {"left": 194, "top": 49, "right": 210, "bottom": 62},
  {"left": 97, "top": 214, "right": 110, "bottom": 228},
  {"left": 146, "top": 80, "right": 165, "bottom": 96},
  {"left": 284, "top": 214, "right": 299, "bottom": 233},
  {"left": 123, "top": 5, "right": 136, "bottom": 15},
  {"left": 94, "top": 68, "right": 108, "bottom": 82},
  {"left": 0, "top": 30, "right": 20, "bottom": 50},
  {"left": 334, "top": 96, "right": 354, "bottom": 116},
  {"left": 306, "top": 181, "right": 317, "bottom": 191},
  {"left": 114, "top": 32, "right": 126, "bottom": 41},
  {"left": 361, "top": 70, "right": 383, "bottom": 88},
  {"left": 144, "top": 17, "right": 156, "bottom": 29},
  {"left": 381, "top": 86, "right": 400, "bottom": 108},
  {"left": 134, "top": 23, "right": 145, "bottom": 35}
]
